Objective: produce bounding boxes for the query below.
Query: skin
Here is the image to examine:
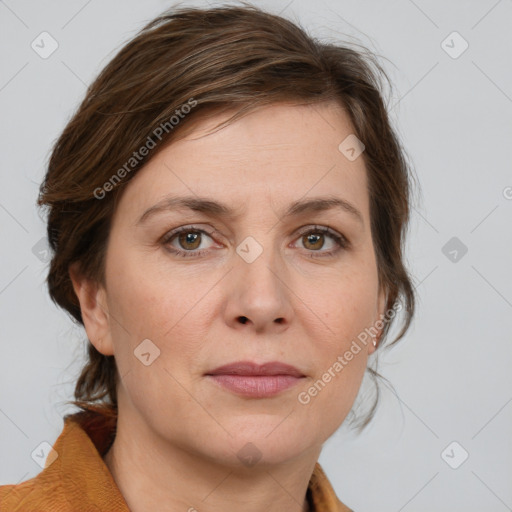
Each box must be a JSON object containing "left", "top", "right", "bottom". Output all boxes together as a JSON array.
[{"left": 70, "top": 100, "right": 387, "bottom": 512}]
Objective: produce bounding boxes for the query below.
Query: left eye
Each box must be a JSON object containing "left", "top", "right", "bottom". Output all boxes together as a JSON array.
[
  {"left": 296, "top": 230, "right": 338, "bottom": 252},
  {"left": 292, "top": 226, "right": 348, "bottom": 257}
]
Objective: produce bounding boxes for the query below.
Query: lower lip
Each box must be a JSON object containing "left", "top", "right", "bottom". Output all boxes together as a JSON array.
[{"left": 207, "top": 374, "right": 303, "bottom": 398}]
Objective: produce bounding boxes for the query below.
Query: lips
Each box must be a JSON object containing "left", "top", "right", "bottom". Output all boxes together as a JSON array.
[
  {"left": 206, "top": 361, "right": 305, "bottom": 378},
  {"left": 205, "top": 361, "right": 306, "bottom": 398}
]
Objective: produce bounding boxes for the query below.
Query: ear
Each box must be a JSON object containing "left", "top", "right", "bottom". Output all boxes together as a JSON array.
[
  {"left": 69, "top": 262, "right": 114, "bottom": 356},
  {"left": 368, "top": 286, "right": 388, "bottom": 355}
]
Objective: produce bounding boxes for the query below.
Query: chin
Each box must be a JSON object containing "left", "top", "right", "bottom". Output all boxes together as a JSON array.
[{"left": 200, "top": 422, "right": 316, "bottom": 469}]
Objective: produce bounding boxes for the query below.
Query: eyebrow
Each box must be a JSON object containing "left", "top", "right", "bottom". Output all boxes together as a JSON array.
[{"left": 136, "top": 194, "right": 364, "bottom": 226}]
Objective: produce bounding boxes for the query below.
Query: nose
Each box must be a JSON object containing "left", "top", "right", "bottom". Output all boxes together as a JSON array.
[{"left": 223, "top": 245, "right": 293, "bottom": 334}]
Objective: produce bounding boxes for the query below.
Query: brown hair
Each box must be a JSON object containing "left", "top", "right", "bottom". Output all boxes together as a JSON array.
[{"left": 38, "top": 2, "right": 417, "bottom": 431}]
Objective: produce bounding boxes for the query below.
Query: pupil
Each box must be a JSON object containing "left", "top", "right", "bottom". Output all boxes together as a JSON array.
[
  {"left": 306, "top": 233, "right": 323, "bottom": 249},
  {"left": 180, "top": 232, "right": 200, "bottom": 249}
]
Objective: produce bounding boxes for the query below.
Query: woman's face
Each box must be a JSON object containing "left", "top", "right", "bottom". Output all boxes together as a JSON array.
[{"left": 75, "top": 101, "right": 386, "bottom": 467}]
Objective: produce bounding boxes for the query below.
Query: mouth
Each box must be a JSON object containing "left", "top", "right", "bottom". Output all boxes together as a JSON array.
[{"left": 205, "top": 361, "right": 306, "bottom": 398}]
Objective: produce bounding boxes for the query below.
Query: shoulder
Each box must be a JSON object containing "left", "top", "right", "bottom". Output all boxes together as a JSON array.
[
  {"left": 0, "top": 471, "right": 73, "bottom": 511},
  {"left": 0, "top": 409, "right": 121, "bottom": 512}
]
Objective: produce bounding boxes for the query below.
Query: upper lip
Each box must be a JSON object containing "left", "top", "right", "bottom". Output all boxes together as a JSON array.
[{"left": 206, "top": 361, "right": 305, "bottom": 377}]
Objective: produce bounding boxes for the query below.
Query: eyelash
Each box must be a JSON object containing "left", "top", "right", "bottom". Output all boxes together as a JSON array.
[{"left": 161, "top": 224, "right": 349, "bottom": 259}]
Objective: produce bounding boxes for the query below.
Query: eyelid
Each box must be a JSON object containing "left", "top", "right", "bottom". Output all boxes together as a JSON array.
[
  {"left": 294, "top": 224, "right": 349, "bottom": 244},
  {"left": 161, "top": 224, "right": 220, "bottom": 243}
]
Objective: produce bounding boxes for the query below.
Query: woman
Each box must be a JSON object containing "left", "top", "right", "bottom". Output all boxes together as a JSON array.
[{"left": 0, "top": 3, "right": 415, "bottom": 511}]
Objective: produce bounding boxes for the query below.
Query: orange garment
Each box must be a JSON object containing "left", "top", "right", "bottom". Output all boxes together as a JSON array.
[{"left": 0, "top": 407, "right": 353, "bottom": 511}]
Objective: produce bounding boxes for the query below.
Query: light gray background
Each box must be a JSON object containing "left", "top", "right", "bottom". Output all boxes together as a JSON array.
[{"left": 1, "top": 0, "right": 511, "bottom": 510}]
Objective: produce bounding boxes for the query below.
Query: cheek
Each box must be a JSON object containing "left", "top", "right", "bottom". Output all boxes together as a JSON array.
[
  {"left": 103, "top": 261, "right": 205, "bottom": 411},
  {"left": 104, "top": 251, "right": 216, "bottom": 374},
  {"left": 296, "top": 321, "right": 370, "bottom": 440},
  {"left": 294, "top": 271, "right": 377, "bottom": 430},
  {"left": 310, "top": 265, "right": 379, "bottom": 348},
  {"left": 105, "top": 246, "right": 187, "bottom": 335}
]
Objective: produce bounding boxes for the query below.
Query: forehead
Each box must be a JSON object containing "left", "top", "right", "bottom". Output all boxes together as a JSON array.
[{"left": 114, "top": 101, "right": 369, "bottom": 224}]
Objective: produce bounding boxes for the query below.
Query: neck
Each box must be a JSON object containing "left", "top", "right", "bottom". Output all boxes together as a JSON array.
[{"left": 102, "top": 408, "right": 318, "bottom": 512}]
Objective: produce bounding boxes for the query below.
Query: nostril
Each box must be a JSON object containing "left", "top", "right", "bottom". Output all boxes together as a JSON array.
[{"left": 238, "top": 316, "right": 248, "bottom": 324}]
